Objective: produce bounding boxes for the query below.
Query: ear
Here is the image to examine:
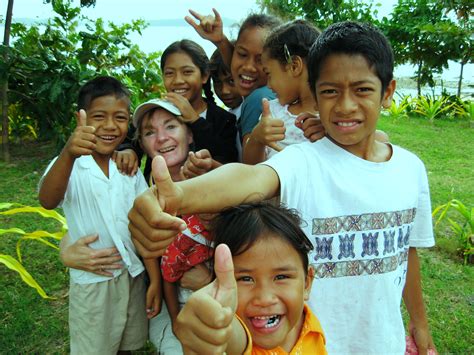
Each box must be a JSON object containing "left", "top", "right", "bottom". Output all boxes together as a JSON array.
[
  {"left": 202, "top": 71, "right": 210, "bottom": 86},
  {"left": 303, "top": 265, "right": 315, "bottom": 301},
  {"left": 381, "top": 79, "right": 396, "bottom": 109},
  {"left": 290, "top": 56, "right": 304, "bottom": 77}
]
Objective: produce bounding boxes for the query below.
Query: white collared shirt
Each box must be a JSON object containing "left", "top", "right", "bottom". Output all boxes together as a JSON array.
[{"left": 42, "top": 155, "right": 148, "bottom": 284}]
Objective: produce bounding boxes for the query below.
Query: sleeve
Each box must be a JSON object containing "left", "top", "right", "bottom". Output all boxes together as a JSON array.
[
  {"left": 410, "top": 160, "right": 435, "bottom": 248},
  {"left": 235, "top": 315, "right": 253, "bottom": 355},
  {"left": 240, "top": 87, "right": 276, "bottom": 137},
  {"left": 190, "top": 104, "right": 238, "bottom": 163},
  {"left": 134, "top": 169, "right": 149, "bottom": 196},
  {"left": 117, "top": 124, "right": 144, "bottom": 164}
]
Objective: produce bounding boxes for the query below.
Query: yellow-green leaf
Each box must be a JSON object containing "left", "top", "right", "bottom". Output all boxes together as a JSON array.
[{"left": 0, "top": 254, "right": 55, "bottom": 299}]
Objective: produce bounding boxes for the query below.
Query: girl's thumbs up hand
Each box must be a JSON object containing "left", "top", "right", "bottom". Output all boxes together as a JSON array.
[
  {"left": 175, "top": 244, "right": 237, "bottom": 354},
  {"left": 251, "top": 98, "right": 285, "bottom": 152}
]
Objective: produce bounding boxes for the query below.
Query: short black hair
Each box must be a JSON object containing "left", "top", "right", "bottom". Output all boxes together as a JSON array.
[
  {"left": 307, "top": 21, "right": 394, "bottom": 96},
  {"left": 210, "top": 202, "right": 313, "bottom": 274},
  {"left": 77, "top": 76, "right": 131, "bottom": 111},
  {"left": 237, "top": 13, "right": 282, "bottom": 41},
  {"left": 209, "top": 47, "right": 230, "bottom": 81},
  {"left": 263, "top": 19, "right": 321, "bottom": 65}
]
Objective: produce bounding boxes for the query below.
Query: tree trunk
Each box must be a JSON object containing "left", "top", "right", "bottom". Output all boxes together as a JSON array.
[
  {"left": 1, "top": 0, "right": 14, "bottom": 163},
  {"left": 417, "top": 61, "right": 422, "bottom": 97},
  {"left": 457, "top": 61, "right": 464, "bottom": 98}
]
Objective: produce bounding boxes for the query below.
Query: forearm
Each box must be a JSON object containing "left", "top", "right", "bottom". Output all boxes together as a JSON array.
[
  {"left": 215, "top": 36, "right": 233, "bottom": 69},
  {"left": 144, "top": 257, "right": 161, "bottom": 288},
  {"left": 164, "top": 281, "right": 180, "bottom": 324},
  {"left": 177, "top": 163, "right": 279, "bottom": 215},
  {"left": 38, "top": 151, "right": 75, "bottom": 209},
  {"left": 242, "top": 135, "right": 267, "bottom": 165},
  {"left": 403, "top": 248, "right": 429, "bottom": 328}
]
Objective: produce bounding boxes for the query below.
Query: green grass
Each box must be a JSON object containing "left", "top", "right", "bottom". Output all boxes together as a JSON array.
[{"left": 1, "top": 116, "right": 473, "bottom": 353}]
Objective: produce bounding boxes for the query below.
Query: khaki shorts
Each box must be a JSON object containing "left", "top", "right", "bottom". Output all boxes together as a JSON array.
[{"left": 69, "top": 271, "right": 148, "bottom": 354}]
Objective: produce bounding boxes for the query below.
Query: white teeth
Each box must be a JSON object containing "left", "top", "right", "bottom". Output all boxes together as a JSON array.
[
  {"left": 173, "top": 89, "right": 187, "bottom": 93},
  {"left": 159, "top": 146, "right": 175, "bottom": 153},
  {"left": 100, "top": 136, "right": 115, "bottom": 140},
  {"left": 337, "top": 121, "right": 357, "bottom": 127},
  {"left": 240, "top": 75, "right": 255, "bottom": 81}
]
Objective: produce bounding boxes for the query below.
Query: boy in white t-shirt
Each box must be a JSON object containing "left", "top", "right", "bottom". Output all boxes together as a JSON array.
[
  {"left": 39, "top": 76, "right": 150, "bottom": 354},
  {"left": 128, "top": 22, "right": 437, "bottom": 354}
]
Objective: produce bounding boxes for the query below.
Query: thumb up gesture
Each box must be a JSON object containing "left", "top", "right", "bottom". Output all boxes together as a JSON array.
[
  {"left": 175, "top": 244, "right": 243, "bottom": 354},
  {"left": 251, "top": 99, "right": 285, "bottom": 152},
  {"left": 65, "top": 109, "right": 97, "bottom": 158}
]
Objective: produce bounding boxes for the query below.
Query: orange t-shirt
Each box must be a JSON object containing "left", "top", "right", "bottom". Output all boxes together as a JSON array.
[{"left": 240, "top": 304, "right": 327, "bottom": 355}]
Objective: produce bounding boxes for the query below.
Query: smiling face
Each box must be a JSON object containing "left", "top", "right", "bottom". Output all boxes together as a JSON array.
[
  {"left": 213, "top": 71, "right": 243, "bottom": 109},
  {"left": 231, "top": 27, "right": 269, "bottom": 97},
  {"left": 163, "top": 51, "right": 209, "bottom": 108},
  {"left": 261, "top": 51, "right": 298, "bottom": 106},
  {"left": 85, "top": 95, "right": 129, "bottom": 160},
  {"left": 139, "top": 108, "right": 192, "bottom": 176},
  {"left": 315, "top": 53, "right": 395, "bottom": 157},
  {"left": 233, "top": 234, "right": 313, "bottom": 351}
]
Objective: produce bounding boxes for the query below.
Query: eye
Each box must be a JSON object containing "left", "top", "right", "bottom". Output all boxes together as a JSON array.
[
  {"left": 237, "top": 51, "right": 247, "bottom": 59},
  {"left": 237, "top": 275, "right": 253, "bottom": 283},
  {"left": 164, "top": 70, "right": 174, "bottom": 77},
  {"left": 319, "top": 89, "right": 337, "bottom": 95},
  {"left": 166, "top": 124, "right": 177, "bottom": 130},
  {"left": 183, "top": 69, "right": 194, "bottom": 75},
  {"left": 116, "top": 115, "right": 128, "bottom": 121},
  {"left": 91, "top": 113, "right": 105, "bottom": 120},
  {"left": 143, "top": 130, "right": 156, "bottom": 137},
  {"left": 275, "top": 274, "right": 289, "bottom": 281},
  {"left": 228, "top": 78, "right": 235, "bottom": 85},
  {"left": 357, "top": 87, "right": 374, "bottom": 93}
]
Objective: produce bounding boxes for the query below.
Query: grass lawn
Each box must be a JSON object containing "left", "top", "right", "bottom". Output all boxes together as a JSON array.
[{"left": 1, "top": 116, "right": 473, "bottom": 353}]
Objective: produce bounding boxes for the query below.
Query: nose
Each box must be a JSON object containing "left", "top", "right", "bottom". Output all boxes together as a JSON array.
[
  {"left": 335, "top": 91, "right": 357, "bottom": 115},
  {"left": 242, "top": 57, "right": 257, "bottom": 73},
  {"left": 173, "top": 72, "right": 185, "bottom": 84},
  {"left": 103, "top": 116, "right": 117, "bottom": 130},
  {"left": 155, "top": 128, "right": 169, "bottom": 144},
  {"left": 251, "top": 283, "right": 278, "bottom": 307},
  {"left": 221, "top": 82, "right": 232, "bottom": 95}
]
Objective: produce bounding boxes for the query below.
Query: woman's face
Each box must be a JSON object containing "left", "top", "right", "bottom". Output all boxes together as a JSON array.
[
  {"left": 231, "top": 27, "right": 269, "bottom": 97},
  {"left": 140, "top": 109, "right": 192, "bottom": 171}
]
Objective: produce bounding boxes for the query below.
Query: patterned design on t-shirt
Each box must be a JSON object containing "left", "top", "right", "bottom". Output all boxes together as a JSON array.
[
  {"left": 313, "top": 249, "right": 409, "bottom": 279},
  {"left": 310, "top": 208, "right": 415, "bottom": 279}
]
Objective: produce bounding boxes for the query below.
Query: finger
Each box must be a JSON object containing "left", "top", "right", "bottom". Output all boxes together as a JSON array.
[
  {"left": 152, "top": 156, "right": 181, "bottom": 214},
  {"left": 130, "top": 224, "right": 180, "bottom": 258},
  {"left": 267, "top": 142, "right": 283, "bottom": 152},
  {"left": 131, "top": 161, "right": 139, "bottom": 176},
  {"left": 188, "top": 9, "right": 204, "bottom": 21},
  {"left": 261, "top": 98, "right": 271, "bottom": 120},
  {"left": 78, "top": 233, "right": 99, "bottom": 245},
  {"left": 77, "top": 109, "right": 87, "bottom": 127},
  {"left": 213, "top": 244, "right": 237, "bottom": 306},
  {"left": 184, "top": 16, "right": 201, "bottom": 33},
  {"left": 212, "top": 8, "right": 222, "bottom": 24},
  {"left": 309, "top": 131, "right": 325, "bottom": 142},
  {"left": 111, "top": 151, "right": 118, "bottom": 162},
  {"left": 195, "top": 149, "right": 211, "bottom": 159}
]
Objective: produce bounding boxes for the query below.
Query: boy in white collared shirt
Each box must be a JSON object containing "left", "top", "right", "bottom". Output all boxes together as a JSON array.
[{"left": 39, "top": 76, "right": 149, "bottom": 354}]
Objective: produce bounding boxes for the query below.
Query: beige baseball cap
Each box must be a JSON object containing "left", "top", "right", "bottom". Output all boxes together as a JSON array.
[{"left": 132, "top": 98, "right": 181, "bottom": 128}]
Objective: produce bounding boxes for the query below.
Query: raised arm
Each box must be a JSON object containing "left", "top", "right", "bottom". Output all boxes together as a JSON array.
[
  {"left": 129, "top": 156, "right": 279, "bottom": 258},
  {"left": 39, "top": 110, "right": 96, "bottom": 209},
  {"left": 185, "top": 8, "right": 234, "bottom": 68}
]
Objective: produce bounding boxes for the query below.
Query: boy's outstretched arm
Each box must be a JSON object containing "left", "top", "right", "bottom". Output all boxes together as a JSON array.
[
  {"left": 39, "top": 110, "right": 96, "bottom": 209},
  {"left": 175, "top": 244, "right": 247, "bottom": 355},
  {"left": 403, "top": 247, "right": 437, "bottom": 355},
  {"left": 129, "top": 156, "right": 279, "bottom": 258}
]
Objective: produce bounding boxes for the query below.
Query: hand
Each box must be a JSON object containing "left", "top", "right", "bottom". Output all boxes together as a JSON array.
[
  {"left": 146, "top": 282, "right": 162, "bottom": 319},
  {"left": 164, "top": 93, "right": 200, "bottom": 123},
  {"left": 60, "top": 234, "right": 122, "bottom": 277},
  {"left": 175, "top": 244, "right": 237, "bottom": 354},
  {"left": 64, "top": 109, "right": 96, "bottom": 158},
  {"left": 112, "top": 149, "right": 139, "bottom": 176},
  {"left": 129, "top": 156, "right": 187, "bottom": 259},
  {"left": 408, "top": 321, "right": 437, "bottom": 355},
  {"left": 185, "top": 8, "right": 224, "bottom": 45},
  {"left": 295, "top": 111, "right": 325, "bottom": 142},
  {"left": 251, "top": 99, "right": 285, "bottom": 152},
  {"left": 181, "top": 150, "right": 214, "bottom": 179},
  {"left": 178, "top": 263, "right": 213, "bottom": 291}
]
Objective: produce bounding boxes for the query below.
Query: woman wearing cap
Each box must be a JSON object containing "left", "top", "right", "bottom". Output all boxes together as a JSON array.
[{"left": 59, "top": 99, "right": 199, "bottom": 354}]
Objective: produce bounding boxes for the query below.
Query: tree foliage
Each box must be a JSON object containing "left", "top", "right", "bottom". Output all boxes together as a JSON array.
[
  {"left": 259, "top": 0, "right": 381, "bottom": 29},
  {"left": 0, "top": 0, "right": 163, "bottom": 149}
]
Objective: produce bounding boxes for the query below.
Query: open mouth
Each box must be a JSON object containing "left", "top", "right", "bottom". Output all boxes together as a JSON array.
[
  {"left": 173, "top": 88, "right": 188, "bottom": 95},
  {"left": 250, "top": 315, "right": 281, "bottom": 330},
  {"left": 158, "top": 146, "right": 176, "bottom": 154},
  {"left": 98, "top": 135, "right": 117, "bottom": 142},
  {"left": 239, "top": 74, "right": 257, "bottom": 88}
]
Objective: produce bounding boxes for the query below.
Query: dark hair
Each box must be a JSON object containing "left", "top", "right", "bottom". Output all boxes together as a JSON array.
[
  {"left": 237, "top": 13, "right": 282, "bottom": 42},
  {"left": 308, "top": 21, "right": 394, "bottom": 96},
  {"left": 209, "top": 47, "right": 231, "bottom": 81},
  {"left": 210, "top": 202, "right": 313, "bottom": 273},
  {"left": 160, "top": 39, "right": 215, "bottom": 104},
  {"left": 263, "top": 19, "right": 320, "bottom": 65},
  {"left": 77, "top": 76, "right": 131, "bottom": 111}
]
